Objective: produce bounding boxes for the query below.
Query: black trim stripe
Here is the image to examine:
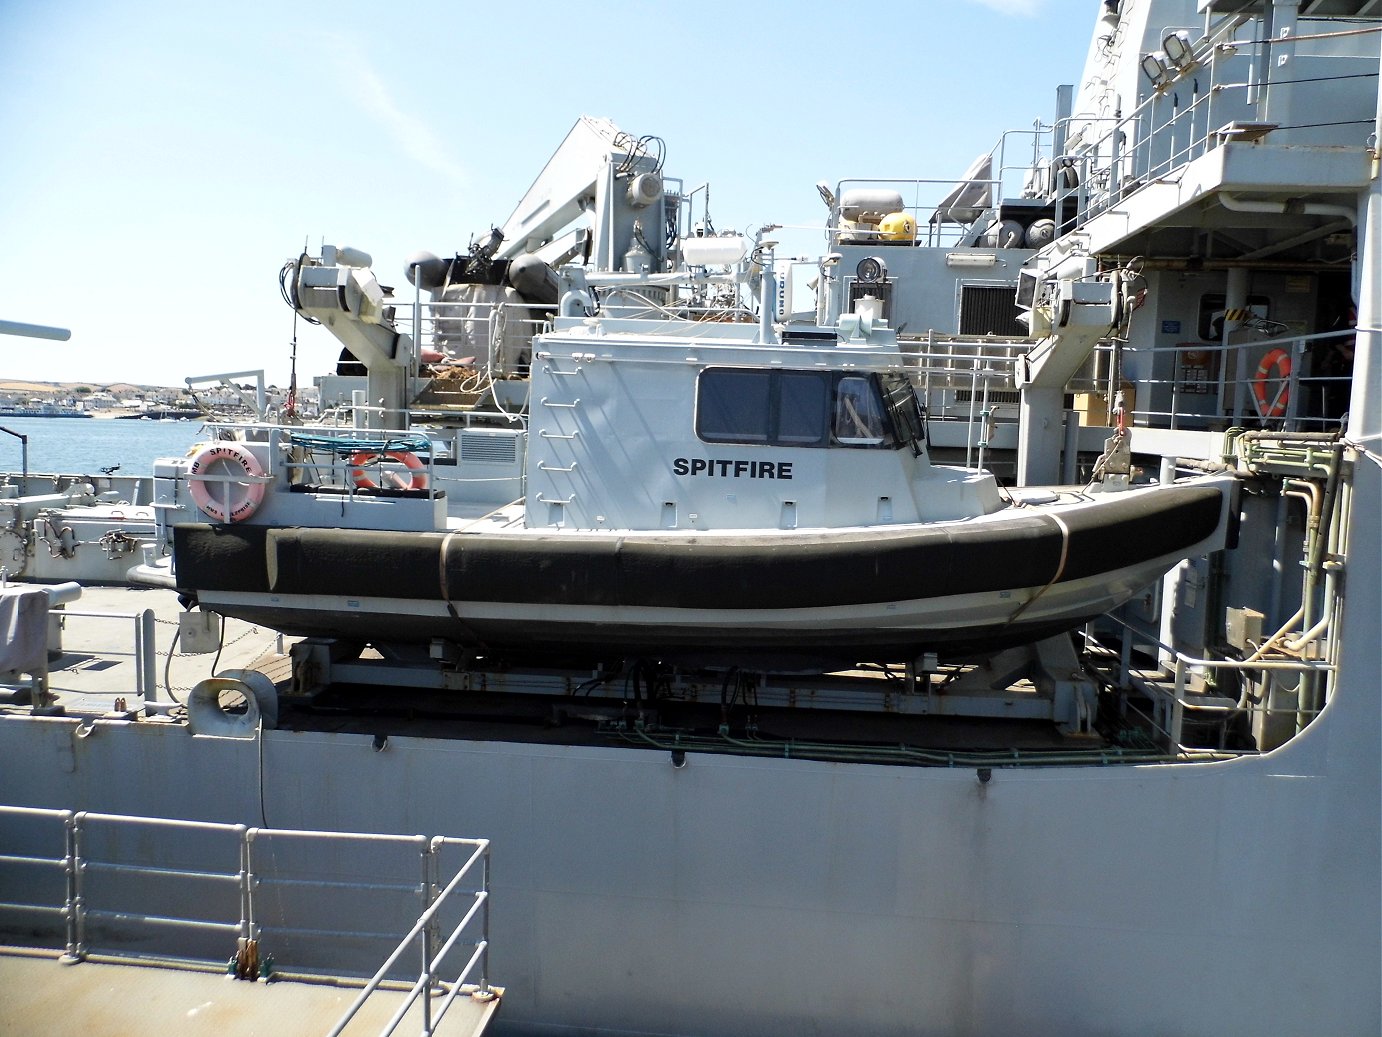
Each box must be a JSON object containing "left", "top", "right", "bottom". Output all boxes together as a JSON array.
[{"left": 174, "top": 485, "right": 1223, "bottom": 611}]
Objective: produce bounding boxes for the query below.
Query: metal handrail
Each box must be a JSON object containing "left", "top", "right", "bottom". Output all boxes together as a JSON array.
[
  {"left": 1071, "top": 56, "right": 1379, "bottom": 225},
  {"left": 1090, "top": 613, "right": 1337, "bottom": 751},
  {"left": 830, "top": 125, "right": 1053, "bottom": 245},
  {"left": 53, "top": 608, "right": 157, "bottom": 701},
  {"left": 0, "top": 804, "right": 77, "bottom": 957},
  {"left": 0, "top": 805, "right": 494, "bottom": 1028},
  {"left": 69, "top": 812, "right": 248, "bottom": 961},
  {"left": 326, "top": 836, "right": 492, "bottom": 1037},
  {"left": 1118, "top": 327, "right": 1356, "bottom": 433}
]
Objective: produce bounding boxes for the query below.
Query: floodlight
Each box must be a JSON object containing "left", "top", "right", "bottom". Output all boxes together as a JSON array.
[
  {"left": 1141, "top": 52, "right": 1170, "bottom": 86},
  {"left": 856, "top": 257, "right": 887, "bottom": 283},
  {"left": 1163, "top": 31, "right": 1194, "bottom": 68}
]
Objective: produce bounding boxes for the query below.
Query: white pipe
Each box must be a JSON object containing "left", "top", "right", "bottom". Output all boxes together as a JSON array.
[{"left": 1218, "top": 193, "right": 1358, "bottom": 223}]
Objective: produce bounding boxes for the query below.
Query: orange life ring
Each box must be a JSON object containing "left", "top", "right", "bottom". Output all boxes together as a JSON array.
[
  {"left": 1252, "top": 348, "right": 1292, "bottom": 418},
  {"left": 349, "top": 450, "right": 428, "bottom": 490},
  {"left": 188, "top": 443, "right": 266, "bottom": 522}
]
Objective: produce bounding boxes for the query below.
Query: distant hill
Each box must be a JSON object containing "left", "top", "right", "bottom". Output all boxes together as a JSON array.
[{"left": 0, "top": 379, "right": 179, "bottom": 395}]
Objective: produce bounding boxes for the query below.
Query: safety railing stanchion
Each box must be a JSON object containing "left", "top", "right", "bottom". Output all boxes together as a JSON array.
[
  {"left": 139, "top": 608, "right": 156, "bottom": 702},
  {"left": 422, "top": 841, "right": 435, "bottom": 1035},
  {"left": 62, "top": 809, "right": 78, "bottom": 962}
]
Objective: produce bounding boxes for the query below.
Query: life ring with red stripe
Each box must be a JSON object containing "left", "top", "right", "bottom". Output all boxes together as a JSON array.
[
  {"left": 350, "top": 450, "right": 428, "bottom": 491},
  {"left": 1252, "top": 348, "right": 1292, "bottom": 418},
  {"left": 188, "top": 443, "right": 266, "bottom": 522}
]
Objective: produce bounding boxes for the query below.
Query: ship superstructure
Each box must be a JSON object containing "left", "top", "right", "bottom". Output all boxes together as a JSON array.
[{"left": 2, "top": 2, "right": 1379, "bottom": 1034}]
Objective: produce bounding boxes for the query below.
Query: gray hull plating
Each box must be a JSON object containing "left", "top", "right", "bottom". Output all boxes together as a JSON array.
[{"left": 4, "top": 605, "right": 1376, "bottom": 1037}]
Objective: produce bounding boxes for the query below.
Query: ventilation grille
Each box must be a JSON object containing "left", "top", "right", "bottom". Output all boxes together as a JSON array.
[
  {"left": 959, "top": 284, "right": 1026, "bottom": 337},
  {"left": 954, "top": 389, "right": 1021, "bottom": 405},
  {"left": 459, "top": 432, "right": 519, "bottom": 464}
]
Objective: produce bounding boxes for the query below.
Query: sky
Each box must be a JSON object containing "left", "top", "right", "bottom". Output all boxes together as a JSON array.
[{"left": 0, "top": 0, "right": 1096, "bottom": 388}]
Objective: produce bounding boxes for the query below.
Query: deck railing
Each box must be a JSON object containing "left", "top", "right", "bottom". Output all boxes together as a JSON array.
[
  {"left": 0, "top": 806, "right": 492, "bottom": 1035},
  {"left": 1088, "top": 614, "right": 1337, "bottom": 754},
  {"left": 1059, "top": 20, "right": 1381, "bottom": 227},
  {"left": 1119, "top": 327, "right": 1355, "bottom": 434}
]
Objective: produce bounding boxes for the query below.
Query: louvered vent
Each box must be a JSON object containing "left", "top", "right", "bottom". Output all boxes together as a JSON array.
[
  {"left": 959, "top": 284, "right": 1026, "bottom": 337},
  {"left": 954, "top": 389, "right": 1021, "bottom": 404},
  {"left": 459, "top": 432, "right": 519, "bottom": 464}
]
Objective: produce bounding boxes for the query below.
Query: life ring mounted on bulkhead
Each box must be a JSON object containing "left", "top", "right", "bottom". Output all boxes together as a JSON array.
[
  {"left": 349, "top": 450, "right": 428, "bottom": 491},
  {"left": 1252, "top": 347, "right": 1292, "bottom": 418},
  {"left": 187, "top": 442, "right": 266, "bottom": 523}
]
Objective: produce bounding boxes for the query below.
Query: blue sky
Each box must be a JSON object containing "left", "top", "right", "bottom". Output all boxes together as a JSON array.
[{"left": 0, "top": 0, "right": 1093, "bottom": 387}]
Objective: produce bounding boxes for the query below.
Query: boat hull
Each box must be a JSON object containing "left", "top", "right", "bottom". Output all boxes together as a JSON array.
[{"left": 174, "top": 481, "right": 1229, "bottom": 666}]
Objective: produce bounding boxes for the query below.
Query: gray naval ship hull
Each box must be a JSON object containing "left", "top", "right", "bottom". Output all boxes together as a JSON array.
[{"left": 2, "top": 591, "right": 1377, "bottom": 1037}]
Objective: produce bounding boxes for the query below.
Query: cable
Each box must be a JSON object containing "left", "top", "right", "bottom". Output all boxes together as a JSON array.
[
  {"left": 1002, "top": 513, "right": 1071, "bottom": 630},
  {"left": 210, "top": 618, "right": 226, "bottom": 677},
  {"left": 163, "top": 626, "right": 182, "bottom": 703},
  {"left": 1243, "top": 24, "right": 1382, "bottom": 45},
  {"left": 1258, "top": 71, "right": 1379, "bottom": 86},
  {"left": 1271, "top": 119, "right": 1376, "bottom": 131},
  {"left": 258, "top": 714, "right": 269, "bottom": 829},
  {"left": 278, "top": 253, "right": 320, "bottom": 325}
]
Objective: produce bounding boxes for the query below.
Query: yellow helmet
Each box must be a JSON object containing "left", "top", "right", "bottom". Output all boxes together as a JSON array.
[{"left": 879, "top": 211, "right": 916, "bottom": 242}]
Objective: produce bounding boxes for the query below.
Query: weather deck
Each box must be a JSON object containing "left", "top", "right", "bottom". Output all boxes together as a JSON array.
[{"left": 0, "top": 948, "right": 502, "bottom": 1037}]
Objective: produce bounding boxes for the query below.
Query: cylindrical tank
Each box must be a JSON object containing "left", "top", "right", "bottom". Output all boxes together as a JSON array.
[
  {"left": 879, "top": 212, "right": 917, "bottom": 242},
  {"left": 980, "top": 219, "right": 1025, "bottom": 249},
  {"left": 680, "top": 235, "right": 749, "bottom": 267},
  {"left": 405, "top": 250, "right": 447, "bottom": 290},
  {"left": 840, "top": 189, "right": 906, "bottom": 223},
  {"left": 1025, "top": 219, "right": 1057, "bottom": 248},
  {"left": 507, "top": 254, "right": 561, "bottom": 306}
]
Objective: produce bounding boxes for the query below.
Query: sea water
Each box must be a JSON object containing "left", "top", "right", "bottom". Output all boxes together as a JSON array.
[{"left": 0, "top": 416, "right": 205, "bottom": 475}]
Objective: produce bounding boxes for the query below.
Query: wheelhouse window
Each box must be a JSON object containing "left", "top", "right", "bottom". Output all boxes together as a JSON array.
[
  {"left": 778, "top": 371, "right": 830, "bottom": 444},
  {"left": 833, "top": 376, "right": 886, "bottom": 445},
  {"left": 698, "top": 369, "right": 773, "bottom": 442},
  {"left": 696, "top": 368, "right": 916, "bottom": 450}
]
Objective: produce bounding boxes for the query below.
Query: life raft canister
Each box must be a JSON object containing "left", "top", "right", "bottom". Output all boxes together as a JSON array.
[
  {"left": 187, "top": 442, "right": 266, "bottom": 522},
  {"left": 349, "top": 450, "right": 428, "bottom": 491},
  {"left": 1252, "top": 347, "right": 1292, "bottom": 418}
]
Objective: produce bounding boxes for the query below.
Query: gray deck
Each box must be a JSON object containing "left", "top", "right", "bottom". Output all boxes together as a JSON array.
[
  {"left": 19, "top": 583, "right": 288, "bottom": 713},
  {"left": 0, "top": 947, "right": 502, "bottom": 1037}
]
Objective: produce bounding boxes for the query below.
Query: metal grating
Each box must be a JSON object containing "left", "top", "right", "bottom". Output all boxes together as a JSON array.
[{"left": 959, "top": 284, "right": 1026, "bottom": 337}]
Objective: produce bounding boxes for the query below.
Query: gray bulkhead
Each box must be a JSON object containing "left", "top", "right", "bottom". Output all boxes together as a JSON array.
[
  {"left": 524, "top": 318, "right": 1003, "bottom": 531},
  {"left": 820, "top": 243, "right": 1035, "bottom": 335}
]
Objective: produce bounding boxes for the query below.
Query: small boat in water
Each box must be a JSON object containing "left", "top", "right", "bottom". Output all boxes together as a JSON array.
[{"left": 0, "top": 403, "right": 91, "bottom": 418}]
